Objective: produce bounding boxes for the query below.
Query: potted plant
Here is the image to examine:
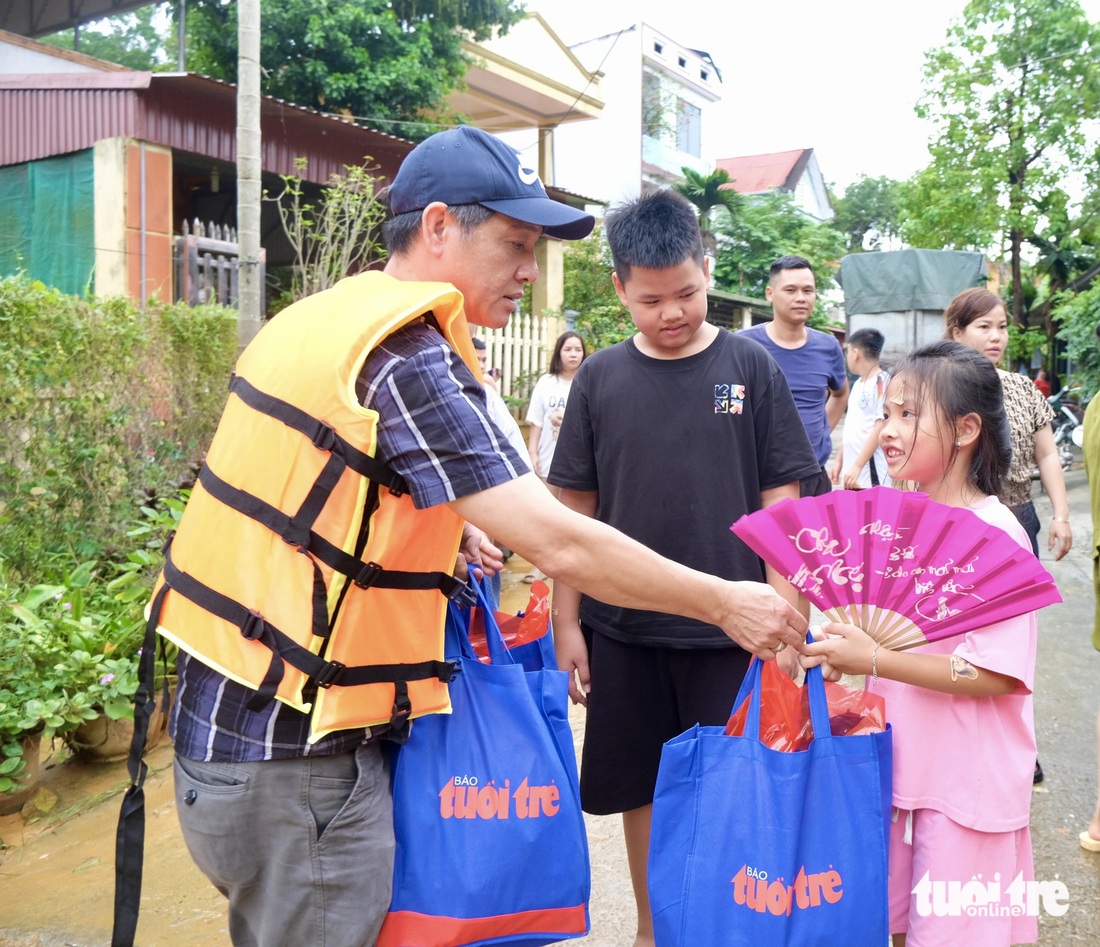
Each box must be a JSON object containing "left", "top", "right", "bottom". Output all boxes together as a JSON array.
[
  {"left": 36, "top": 558, "right": 174, "bottom": 761},
  {"left": 0, "top": 494, "right": 184, "bottom": 796}
]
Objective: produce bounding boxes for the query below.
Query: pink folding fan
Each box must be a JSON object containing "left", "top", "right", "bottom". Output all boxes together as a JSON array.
[{"left": 730, "top": 487, "right": 1062, "bottom": 650}]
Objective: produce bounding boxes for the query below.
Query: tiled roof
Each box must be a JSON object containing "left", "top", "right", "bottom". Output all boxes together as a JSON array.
[{"left": 716, "top": 149, "right": 809, "bottom": 194}]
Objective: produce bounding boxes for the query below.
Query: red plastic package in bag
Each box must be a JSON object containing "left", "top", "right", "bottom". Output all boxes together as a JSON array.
[
  {"left": 726, "top": 658, "right": 886, "bottom": 751},
  {"left": 470, "top": 579, "right": 551, "bottom": 662},
  {"left": 795, "top": 679, "right": 887, "bottom": 748}
]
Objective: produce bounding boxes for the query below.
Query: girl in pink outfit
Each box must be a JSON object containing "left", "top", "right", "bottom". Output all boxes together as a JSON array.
[{"left": 802, "top": 340, "right": 1039, "bottom": 947}]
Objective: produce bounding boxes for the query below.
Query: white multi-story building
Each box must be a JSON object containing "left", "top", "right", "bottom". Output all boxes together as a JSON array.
[{"left": 510, "top": 21, "right": 722, "bottom": 209}]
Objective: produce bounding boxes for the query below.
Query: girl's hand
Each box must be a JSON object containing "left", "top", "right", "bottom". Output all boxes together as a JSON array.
[
  {"left": 455, "top": 524, "right": 504, "bottom": 581},
  {"left": 842, "top": 467, "right": 862, "bottom": 490},
  {"left": 799, "top": 621, "right": 875, "bottom": 679}
]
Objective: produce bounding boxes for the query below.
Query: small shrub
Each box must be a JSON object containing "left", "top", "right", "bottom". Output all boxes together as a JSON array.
[{"left": 0, "top": 276, "right": 235, "bottom": 580}]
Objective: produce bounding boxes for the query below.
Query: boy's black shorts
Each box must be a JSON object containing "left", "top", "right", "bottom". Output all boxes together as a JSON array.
[{"left": 578, "top": 628, "right": 751, "bottom": 816}]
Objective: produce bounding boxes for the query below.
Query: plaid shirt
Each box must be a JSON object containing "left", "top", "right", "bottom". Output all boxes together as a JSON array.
[{"left": 171, "top": 320, "right": 525, "bottom": 761}]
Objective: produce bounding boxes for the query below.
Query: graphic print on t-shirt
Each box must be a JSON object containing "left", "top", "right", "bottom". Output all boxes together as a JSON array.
[
  {"left": 714, "top": 383, "right": 746, "bottom": 415},
  {"left": 545, "top": 393, "right": 567, "bottom": 439}
]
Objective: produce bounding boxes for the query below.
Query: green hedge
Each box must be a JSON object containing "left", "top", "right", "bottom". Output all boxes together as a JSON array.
[{"left": 0, "top": 276, "right": 237, "bottom": 579}]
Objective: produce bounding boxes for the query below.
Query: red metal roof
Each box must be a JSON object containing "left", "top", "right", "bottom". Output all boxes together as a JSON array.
[
  {"left": 716, "top": 149, "right": 810, "bottom": 195},
  {"left": 0, "top": 71, "right": 415, "bottom": 183}
]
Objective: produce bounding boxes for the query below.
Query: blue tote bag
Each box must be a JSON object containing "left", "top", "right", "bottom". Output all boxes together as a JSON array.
[
  {"left": 378, "top": 577, "right": 590, "bottom": 947},
  {"left": 648, "top": 659, "right": 892, "bottom": 947}
]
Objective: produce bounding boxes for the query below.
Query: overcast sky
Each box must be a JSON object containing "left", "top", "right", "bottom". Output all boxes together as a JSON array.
[{"left": 530, "top": 0, "right": 1100, "bottom": 194}]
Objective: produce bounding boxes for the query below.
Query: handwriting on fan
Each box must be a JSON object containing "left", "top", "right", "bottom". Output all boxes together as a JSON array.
[
  {"left": 790, "top": 527, "right": 865, "bottom": 593},
  {"left": 788, "top": 523, "right": 979, "bottom": 608}
]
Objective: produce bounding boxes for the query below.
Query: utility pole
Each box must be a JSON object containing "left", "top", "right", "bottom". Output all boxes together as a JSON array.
[
  {"left": 176, "top": 0, "right": 186, "bottom": 71},
  {"left": 236, "top": 0, "right": 263, "bottom": 346}
]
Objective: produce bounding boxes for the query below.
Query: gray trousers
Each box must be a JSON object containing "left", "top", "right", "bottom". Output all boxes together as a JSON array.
[{"left": 174, "top": 742, "right": 393, "bottom": 947}]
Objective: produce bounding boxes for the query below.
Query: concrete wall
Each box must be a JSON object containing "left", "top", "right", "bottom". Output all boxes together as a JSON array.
[{"left": 94, "top": 137, "right": 173, "bottom": 302}]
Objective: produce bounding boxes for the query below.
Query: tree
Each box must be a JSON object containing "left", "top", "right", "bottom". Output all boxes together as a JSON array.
[
  {"left": 561, "top": 225, "right": 633, "bottom": 352},
  {"left": 41, "top": 3, "right": 176, "bottom": 70},
  {"left": 711, "top": 190, "right": 846, "bottom": 309},
  {"left": 269, "top": 162, "right": 388, "bottom": 301},
  {"left": 1055, "top": 279, "right": 1100, "bottom": 396},
  {"left": 673, "top": 167, "right": 744, "bottom": 255},
  {"left": 830, "top": 175, "right": 902, "bottom": 252},
  {"left": 909, "top": 0, "right": 1100, "bottom": 325},
  {"left": 186, "top": 0, "right": 524, "bottom": 138}
]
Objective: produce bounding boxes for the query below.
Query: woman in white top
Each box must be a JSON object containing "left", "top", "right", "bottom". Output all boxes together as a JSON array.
[
  {"left": 526, "top": 330, "right": 587, "bottom": 480},
  {"left": 831, "top": 327, "right": 890, "bottom": 490}
]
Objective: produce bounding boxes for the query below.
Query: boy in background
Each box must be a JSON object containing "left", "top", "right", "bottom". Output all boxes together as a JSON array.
[
  {"left": 831, "top": 327, "right": 890, "bottom": 490},
  {"left": 548, "top": 190, "right": 819, "bottom": 946}
]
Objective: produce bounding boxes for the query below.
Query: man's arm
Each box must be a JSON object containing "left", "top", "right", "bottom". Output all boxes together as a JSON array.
[
  {"left": 828, "top": 444, "right": 844, "bottom": 484},
  {"left": 825, "top": 377, "right": 850, "bottom": 432},
  {"left": 449, "top": 474, "right": 808, "bottom": 659}
]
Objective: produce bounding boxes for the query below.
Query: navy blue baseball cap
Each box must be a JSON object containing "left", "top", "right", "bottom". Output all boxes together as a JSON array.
[{"left": 388, "top": 125, "right": 595, "bottom": 240}]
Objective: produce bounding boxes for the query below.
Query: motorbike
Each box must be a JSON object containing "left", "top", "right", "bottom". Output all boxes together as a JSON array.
[{"left": 1049, "top": 385, "right": 1084, "bottom": 471}]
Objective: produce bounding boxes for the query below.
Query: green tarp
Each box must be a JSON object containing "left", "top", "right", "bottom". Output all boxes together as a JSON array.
[
  {"left": 837, "top": 249, "right": 988, "bottom": 315},
  {"left": 0, "top": 150, "right": 95, "bottom": 296}
]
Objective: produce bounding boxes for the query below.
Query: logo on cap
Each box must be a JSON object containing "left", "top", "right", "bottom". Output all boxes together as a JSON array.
[{"left": 518, "top": 161, "right": 539, "bottom": 186}]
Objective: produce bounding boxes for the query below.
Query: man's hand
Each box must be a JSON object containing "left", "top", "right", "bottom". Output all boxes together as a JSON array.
[{"left": 719, "top": 581, "right": 809, "bottom": 660}]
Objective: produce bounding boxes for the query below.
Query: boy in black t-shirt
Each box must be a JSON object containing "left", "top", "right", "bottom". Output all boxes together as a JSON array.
[{"left": 548, "top": 190, "right": 819, "bottom": 947}]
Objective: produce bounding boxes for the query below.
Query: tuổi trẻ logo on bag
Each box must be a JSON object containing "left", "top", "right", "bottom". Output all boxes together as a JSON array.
[
  {"left": 731, "top": 863, "right": 843, "bottom": 916},
  {"left": 439, "top": 774, "right": 561, "bottom": 820}
]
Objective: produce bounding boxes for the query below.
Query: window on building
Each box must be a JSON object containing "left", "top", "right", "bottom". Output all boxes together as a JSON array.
[
  {"left": 701, "top": 69, "right": 709, "bottom": 81},
  {"left": 677, "top": 100, "right": 702, "bottom": 157},
  {"left": 642, "top": 71, "right": 665, "bottom": 140},
  {"left": 654, "top": 41, "right": 663, "bottom": 54},
  {"left": 678, "top": 56, "right": 687, "bottom": 68}
]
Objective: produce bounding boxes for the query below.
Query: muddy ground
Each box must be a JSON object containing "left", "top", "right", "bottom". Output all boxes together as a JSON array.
[{"left": 4, "top": 468, "right": 1100, "bottom": 945}]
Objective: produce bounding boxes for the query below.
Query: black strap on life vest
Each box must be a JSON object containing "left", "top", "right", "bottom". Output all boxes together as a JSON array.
[
  {"left": 229, "top": 373, "right": 408, "bottom": 496},
  {"left": 196, "top": 465, "right": 472, "bottom": 600},
  {"left": 111, "top": 371, "right": 465, "bottom": 944},
  {"left": 111, "top": 582, "right": 170, "bottom": 947},
  {"left": 199, "top": 375, "right": 472, "bottom": 709},
  {"left": 161, "top": 553, "right": 457, "bottom": 696}
]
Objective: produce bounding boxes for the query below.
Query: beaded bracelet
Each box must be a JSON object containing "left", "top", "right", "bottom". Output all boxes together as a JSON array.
[{"left": 871, "top": 643, "right": 879, "bottom": 688}]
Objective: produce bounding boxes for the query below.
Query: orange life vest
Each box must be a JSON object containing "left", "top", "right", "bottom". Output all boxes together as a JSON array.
[{"left": 151, "top": 271, "right": 483, "bottom": 742}]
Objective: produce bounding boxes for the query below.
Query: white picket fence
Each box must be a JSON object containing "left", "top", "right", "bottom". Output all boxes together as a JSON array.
[{"left": 472, "top": 309, "right": 557, "bottom": 413}]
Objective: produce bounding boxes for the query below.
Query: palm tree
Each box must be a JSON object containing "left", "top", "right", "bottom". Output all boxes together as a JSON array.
[{"left": 673, "top": 167, "right": 744, "bottom": 256}]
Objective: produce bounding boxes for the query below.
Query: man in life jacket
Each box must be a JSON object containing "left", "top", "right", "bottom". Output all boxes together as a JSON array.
[{"left": 150, "top": 126, "right": 810, "bottom": 946}]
